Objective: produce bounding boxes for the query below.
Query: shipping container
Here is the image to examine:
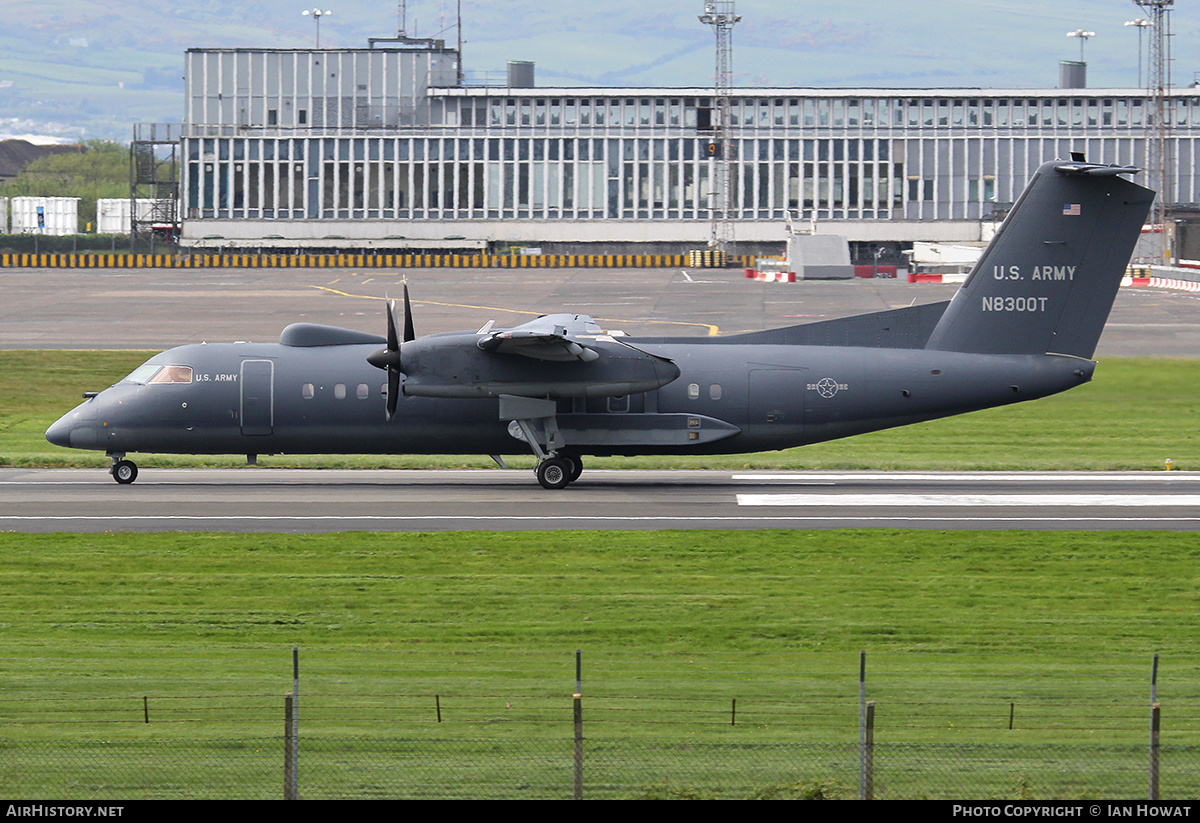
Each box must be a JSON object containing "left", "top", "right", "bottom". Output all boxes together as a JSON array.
[
  {"left": 96, "top": 198, "right": 173, "bottom": 234},
  {"left": 10, "top": 196, "right": 80, "bottom": 236}
]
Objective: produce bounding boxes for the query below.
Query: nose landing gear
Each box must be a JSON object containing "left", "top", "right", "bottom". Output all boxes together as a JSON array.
[{"left": 109, "top": 453, "right": 139, "bottom": 485}]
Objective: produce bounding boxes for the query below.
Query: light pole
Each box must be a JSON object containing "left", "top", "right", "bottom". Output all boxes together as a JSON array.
[
  {"left": 1066, "top": 29, "right": 1095, "bottom": 63},
  {"left": 1126, "top": 18, "right": 1151, "bottom": 88},
  {"left": 302, "top": 8, "right": 332, "bottom": 48}
]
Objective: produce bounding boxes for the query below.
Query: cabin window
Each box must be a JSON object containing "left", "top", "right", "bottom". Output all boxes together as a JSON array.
[
  {"left": 334, "top": 383, "right": 346, "bottom": 400},
  {"left": 357, "top": 383, "right": 370, "bottom": 399},
  {"left": 687, "top": 382, "right": 700, "bottom": 400},
  {"left": 709, "top": 384, "right": 722, "bottom": 401},
  {"left": 301, "top": 383, "right": 315, "bottom": 399}
]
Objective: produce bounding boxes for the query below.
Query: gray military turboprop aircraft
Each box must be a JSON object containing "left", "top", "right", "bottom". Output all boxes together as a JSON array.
[{"left": 47, "top": 158, "right": 1152, "bottom": 489}]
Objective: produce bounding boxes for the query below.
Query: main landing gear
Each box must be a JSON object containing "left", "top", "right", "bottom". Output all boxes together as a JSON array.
[
  {"left": 109, "top": 453, "right": 138, "bottom": 485},
  {"left": 508, "top": 416, "right": 583, "bottom": 490},
  {"left": 535, "top": 454, "right": 583, "bottom": 490},
  {"left": 502, "top": 402, "right": 586, "bottom": 490}
]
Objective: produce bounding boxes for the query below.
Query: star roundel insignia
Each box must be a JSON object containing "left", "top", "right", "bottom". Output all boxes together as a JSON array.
[{"left": 816, "top": 377, "right": 840, "bottom": 398}]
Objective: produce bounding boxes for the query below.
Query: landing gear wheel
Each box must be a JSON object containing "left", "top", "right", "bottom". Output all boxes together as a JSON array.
[
  {"left": 112, "top": 460, "right": 138, "bottom": 485},
  {"left": 564, "top": 454, "right": 583, "bottom": 483},
  {"left": 536, "top": 457, "right": 572, "bottom": 490}
]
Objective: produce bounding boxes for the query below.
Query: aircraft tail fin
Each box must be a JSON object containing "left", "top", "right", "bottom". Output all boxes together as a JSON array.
[{"left": 924, "top": 160, "right": 1153, "bottom": 358}]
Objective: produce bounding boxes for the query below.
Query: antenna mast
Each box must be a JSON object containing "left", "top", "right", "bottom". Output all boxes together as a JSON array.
[{"left": 699, "top": 1, "right": 741, "bottom": 253}]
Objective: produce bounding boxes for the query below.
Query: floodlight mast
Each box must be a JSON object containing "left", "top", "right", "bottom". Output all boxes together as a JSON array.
[
  {"left": 698, "top": 2, "right": 741, "bottom": 253},
  {"left": 1066, "top": 29, "right": 1094, "bottom": 63},
  {"left": 1135, "top": 0, "right": 1174, "bottom": 264},
  {"left": 302, "top": 8, "right": 332, "bottom": 48},
  {"left": 1125, "top": 18, "right": 1150, "bottom": 88}
]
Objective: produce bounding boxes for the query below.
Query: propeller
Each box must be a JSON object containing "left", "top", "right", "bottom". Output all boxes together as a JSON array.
[{"left": 367, "top": 284, "right": 416, "bottom": 420}]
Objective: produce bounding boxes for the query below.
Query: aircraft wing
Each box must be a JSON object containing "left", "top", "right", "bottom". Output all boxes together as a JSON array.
[{"left": 477, "top": 313, "right": 604, "bottom": 362}]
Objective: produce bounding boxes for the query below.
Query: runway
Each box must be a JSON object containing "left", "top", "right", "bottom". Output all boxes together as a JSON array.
[{"left": 2, "top": 468, "right": 1197, "bottom": 532}]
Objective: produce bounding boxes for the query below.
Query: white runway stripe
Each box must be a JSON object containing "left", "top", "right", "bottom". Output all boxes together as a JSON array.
[
  {"left": 737, "top": 493, "right": 1200, "bottom": 507},
  {"left": 732, "top": 472, "right": 1197, "bottom": 483}
]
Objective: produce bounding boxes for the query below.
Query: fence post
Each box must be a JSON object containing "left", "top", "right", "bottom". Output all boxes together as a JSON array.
[
  {"left": 1149, "top": 703, "right": 1160, "bottom": 801},
  {"left": 284, "top": 695, "right": 298, "bottom": 800},
  {"left": 1149, "top": 653, "right": 1160, "bottom": 801},
  {"left": 864, "top": 701, "right": 875, "bottom": 801},
  {"left": 290, "top": 647, "right": 300, "bottom": 798},
  {"left": 573, "top": 649, "right": 583, "bottom": 800},
  {"left": 859, "top": 651, "right": 867, "bottom": 800}
]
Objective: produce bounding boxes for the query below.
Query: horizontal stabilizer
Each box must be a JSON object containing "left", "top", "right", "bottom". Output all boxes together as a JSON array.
[{"left": 1052, "top": 161, "right": 1141, "bottom": 177}]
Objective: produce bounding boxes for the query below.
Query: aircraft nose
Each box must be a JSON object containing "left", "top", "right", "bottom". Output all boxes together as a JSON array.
[
  {"left": 46, "top": 396, "right": 104, "bottom": 450},
  {"left": 45, "top": 415, "right": 73, "bottom": 448}
]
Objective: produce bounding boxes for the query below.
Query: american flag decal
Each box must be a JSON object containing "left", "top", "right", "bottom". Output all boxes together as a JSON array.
[{"left": 1063, "top": 203, "right": 1081, "bottom": 216}]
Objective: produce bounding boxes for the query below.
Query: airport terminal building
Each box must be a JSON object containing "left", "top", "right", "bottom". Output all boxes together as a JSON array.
[{"left": 178, "top": 39, "right": 1200, "bottom": 253}]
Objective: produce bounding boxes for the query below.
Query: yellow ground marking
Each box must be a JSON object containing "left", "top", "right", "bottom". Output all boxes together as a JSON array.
[{"left": 307, "top": 284, "right": 721, "bottom": 335}]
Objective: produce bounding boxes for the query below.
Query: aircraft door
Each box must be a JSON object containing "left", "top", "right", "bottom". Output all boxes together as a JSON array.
[{"left": 240, "top": 359, "right": 274, "bottom": 436}]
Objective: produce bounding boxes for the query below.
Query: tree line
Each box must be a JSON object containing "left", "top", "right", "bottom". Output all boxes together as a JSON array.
[{"left": 3, "top": 140, "right": 130, "bottom": 231}]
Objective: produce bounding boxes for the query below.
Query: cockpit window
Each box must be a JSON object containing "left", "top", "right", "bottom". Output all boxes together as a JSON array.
[
  {"left": 123, "top": 364, "right": 193, "bottom": 385},
  {"left": 124, "top": 364, "right": 162, "bottom": 384},
  {"left": 149, "top": 366, "right": 193, "bottom": 384}
]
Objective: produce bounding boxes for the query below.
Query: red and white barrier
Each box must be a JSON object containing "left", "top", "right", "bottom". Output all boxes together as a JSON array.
[
  {"left": 1122, "top": 275, "right": 1200, "bottom": 292},
  {"left": 744, "top": 268, "right": 797, "bottom": 282},
  {"left": 908, "top": 272, "right": 969, "bottom": 284}
]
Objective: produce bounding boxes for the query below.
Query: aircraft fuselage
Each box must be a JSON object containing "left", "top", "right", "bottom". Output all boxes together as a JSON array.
[{"left": 47, "top": 338, "right": 1092, "bottom": 459}]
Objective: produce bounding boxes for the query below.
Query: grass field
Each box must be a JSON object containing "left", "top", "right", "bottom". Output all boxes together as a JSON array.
[
  {"left": 2, "top": 529, "right": 1197, "bottom": 741},
  {"left": 2, "top": 351, "right": 1198, "bottom": 470},
  {"left": 2, "top": 529, "right": 1198, "bottom": 798}
]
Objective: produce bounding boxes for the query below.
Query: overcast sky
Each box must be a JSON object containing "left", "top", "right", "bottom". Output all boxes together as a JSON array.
[
  {"left": 2, "top": 0, "right": 1198, "bottom": 140},
  {"left": 341, "top": 0, "right": 1200, "bottom": 89}
]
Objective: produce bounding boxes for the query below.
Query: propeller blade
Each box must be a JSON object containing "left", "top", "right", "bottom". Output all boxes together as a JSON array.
[
  {"left": 402, "top": 284, "right": 415, "bottom": 343},
  {"left": 369, "top": 292, "right": 414, "bottom": 421},
  {"left": 386, "top": 298, "right": 400, "bottom": 352},
  {"left": 386, "top": 367, "right": 400, "bottom": 420}
]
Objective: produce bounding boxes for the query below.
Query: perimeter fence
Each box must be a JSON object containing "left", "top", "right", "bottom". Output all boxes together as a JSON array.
[
  {"left": 6, "top": 737, "right": 1199, "bottom": 800},
  {"left": 2, "top": 649, "right": 1198, "bottom": 799}
]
